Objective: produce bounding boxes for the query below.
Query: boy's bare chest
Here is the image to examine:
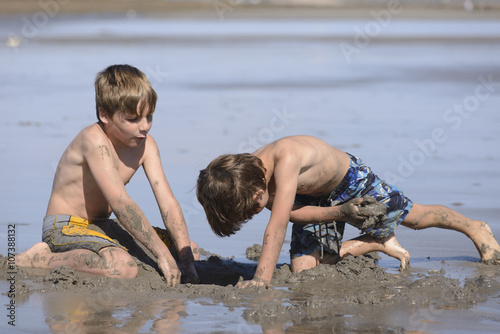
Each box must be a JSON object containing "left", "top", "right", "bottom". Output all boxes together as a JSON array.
[{"left": 113, "top": 149, "right": 144, "bottom": 185}]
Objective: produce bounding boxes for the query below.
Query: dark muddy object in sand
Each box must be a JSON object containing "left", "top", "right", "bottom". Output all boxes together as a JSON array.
[
  {"left": 246, "top": 244, "right": 262, "bottom": 261},
  {"left": 195, "top": 256, "right": 255, "bottom": 286}
]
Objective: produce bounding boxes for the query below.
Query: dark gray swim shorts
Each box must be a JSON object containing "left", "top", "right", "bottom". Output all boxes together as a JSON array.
[{"left": 42, "top": 214, "right": 126, "bottom": 254}]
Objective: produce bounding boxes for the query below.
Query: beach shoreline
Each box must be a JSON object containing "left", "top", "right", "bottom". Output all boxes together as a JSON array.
[{"left": 1, "top": 0, "right": 500, "bottom": 20}]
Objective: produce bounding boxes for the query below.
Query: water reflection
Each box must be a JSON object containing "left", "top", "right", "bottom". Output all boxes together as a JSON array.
[{"left": 44, "top": 293, "right": 186, "bottom": 334}]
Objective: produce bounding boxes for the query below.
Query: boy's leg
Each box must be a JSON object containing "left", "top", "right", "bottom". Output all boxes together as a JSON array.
[
  {"left": 401, "top": 203, "right": 500, "bottom": 264},
  {"left": 190, "top": 240, "right": 200, "bottom": 261},
  {"left": 289, "top": 221, "right": 344, "bottom": 273},
  {"left": 16, "top": 242, "right": 138, "bottom": 278},
  {"left": 339, "top": 233, "right": 410, "bottom": 270},
  {"left": 291, "top": 233, "right": 410, "bottom": 272},
  {"left": 290, "top": 251, "right": 339, "bottom": 273}
]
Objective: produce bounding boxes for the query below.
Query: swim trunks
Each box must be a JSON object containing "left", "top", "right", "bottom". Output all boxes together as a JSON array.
[
  {"left": 42, "top": 215, "right": 126, "bottom": 254},
  {"left": 153, "top": 227, "right": 173, "bottom": 250},
  {"left": 290, "top": 153, "right": 413, "bottom": 259}
]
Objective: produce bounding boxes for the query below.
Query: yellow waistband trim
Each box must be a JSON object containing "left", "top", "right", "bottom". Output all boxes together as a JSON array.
[{"left": 56, "top": 215, "right": 93, "bottom": 227}]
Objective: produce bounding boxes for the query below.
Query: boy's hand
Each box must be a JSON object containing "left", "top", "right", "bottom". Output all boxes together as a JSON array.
[
  {"left": 158, "top": 259, "right": 182, "bottom": 287},
  {"left": 340, "top": 198, "right": 367, "bottom": 225},
  {"left": 179, "top": 261, "right": 200, "bottom": 284},
  {"left": 236, "top": 278, "right": 269, "bottom": 289}
]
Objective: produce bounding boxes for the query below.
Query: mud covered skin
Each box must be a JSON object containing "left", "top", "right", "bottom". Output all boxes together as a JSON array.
[
  {"left": 481, "top": 247, "right": 500, "bottom": 265},
  {"left": 478, "top": 222, "right": 500, "bottom": 265},
  {"left": 356, "top": 196, "right": 387, "bottom": 230},
  {"left": 401, "top": 204, "right": 500, "bottom": 265}
]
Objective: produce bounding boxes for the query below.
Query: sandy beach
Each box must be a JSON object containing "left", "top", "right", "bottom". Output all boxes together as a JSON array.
[{"left": 1, "top": 1, "right": 500, "bottom": 333}]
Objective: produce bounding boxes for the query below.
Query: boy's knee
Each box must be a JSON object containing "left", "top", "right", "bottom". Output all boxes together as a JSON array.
[
  {"left": 290, "top": 253, "right": 319, "bottom": 273},
  {"left": 108, "top": 259, "right": 138, "bottom": 279},
  {"left": 100, "top": 248, "right": 138, "bottom": 279},
  {"left": 190, "top": 240, "right": 200, "bottom": 261},
  {"left": 118, "top": 261, "right": 138, "bottom": 279}
]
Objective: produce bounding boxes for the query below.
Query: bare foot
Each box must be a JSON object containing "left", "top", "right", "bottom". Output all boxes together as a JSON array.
[
  {"left": 381, "top": 234, "right": 410, "bottom": 272},
  {"left": 16, "top": 242, "right": 52, "bottom": 268},
  {"left": 481, "top": 246, "right": 500, "bottom": 265},
  {"left": 475, "top": 221, "right": 500, "bottom": 265},
  {"left": 399, "top": 251, "right": 410, "bottom": 272}
]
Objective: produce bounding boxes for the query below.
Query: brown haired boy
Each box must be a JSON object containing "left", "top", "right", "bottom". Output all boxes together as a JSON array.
[
  {"left": 197, "top": 135, "right": 500, "bottom": 287},
  {"left": 17, "top": 64, "right": 199, "bottom": 286}
]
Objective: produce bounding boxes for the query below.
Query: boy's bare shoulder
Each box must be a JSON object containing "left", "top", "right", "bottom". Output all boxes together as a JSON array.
[
  {"left": 260, "top": 136, "right": 323, "bottom": 156},
  {"left": 80, "top": 123, "right": 107, "bottom": 141},
  {"left": 75, "top": 123, "right": 110, "bottom": 146},
  {"left": 142, "top": 134, "right": 161, "bottom": 159},
  {"left": 255, "top": 136, "right": 298, "bottom": 154},
  {"left": 254, "top": 137, "right": 306, "bottom": 172},
  {"left": 61, "top": 124, "right": 113, "bottom": 166}
]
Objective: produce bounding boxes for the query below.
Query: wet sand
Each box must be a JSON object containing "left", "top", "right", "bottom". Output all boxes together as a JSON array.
[
  {"left": 2, "top": 219, "right": 500, "bottom": 333},
  {"left": 1, "top": 1, "right": 500, "bottom": 333}
]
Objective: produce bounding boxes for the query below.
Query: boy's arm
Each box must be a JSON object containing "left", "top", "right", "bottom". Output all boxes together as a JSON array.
[
  {"left": 238, "top": 153, "right": 300, "bottom": 288},
  {"left": 83, "top": 135, "right": 181, "bottom": 286},
  {"left": 289, "top": 198, "right": 367, "bottom": 225},
  {"left": 142, "top": 136, "right": 199, "bottom": 283}
]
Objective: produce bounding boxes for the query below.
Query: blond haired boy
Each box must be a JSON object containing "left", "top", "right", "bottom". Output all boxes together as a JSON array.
[
  {"left": 197, "top": 135, "right": 500, "bottom": 287},
  {"left": 17, "top": 65, "right": 199, "bottom": 286}
]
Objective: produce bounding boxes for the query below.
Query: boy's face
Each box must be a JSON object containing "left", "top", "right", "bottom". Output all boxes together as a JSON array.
[{"left": 101, "top": 107, "right": 153, "bottom": 148}]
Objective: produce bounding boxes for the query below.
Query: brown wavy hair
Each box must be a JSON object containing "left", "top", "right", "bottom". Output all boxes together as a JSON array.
[
  {"left": 95, "top": 64, "right": 157, "bottom": 121},
  {"left": 196, "top": 153, "right": 267, "bottom": 237}
]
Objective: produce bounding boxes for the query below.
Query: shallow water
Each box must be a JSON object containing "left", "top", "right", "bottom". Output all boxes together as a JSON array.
[{"left": 1, "top": 11, "right": 500, "bottom": 333}]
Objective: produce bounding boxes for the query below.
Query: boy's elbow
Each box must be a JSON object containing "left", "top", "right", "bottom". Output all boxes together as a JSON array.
[{"left": 110, "top": 193, "right": 135, "bottom": 209}]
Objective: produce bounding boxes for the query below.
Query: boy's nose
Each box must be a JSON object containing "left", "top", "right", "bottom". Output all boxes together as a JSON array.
[{"left": 139, "top": 117, "right": 152, "bottom": 133}]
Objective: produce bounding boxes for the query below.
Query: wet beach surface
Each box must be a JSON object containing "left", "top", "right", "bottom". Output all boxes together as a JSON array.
[
  {"left": 1, "top": 1, "right": 500, "bottom": 333},
  {"left": 1, "top": 219, "right": 500, "bottom": 333}
]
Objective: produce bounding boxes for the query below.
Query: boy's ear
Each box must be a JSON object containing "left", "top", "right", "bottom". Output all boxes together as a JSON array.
[
  {"left": 98, "top": 107, "right": 110, "bottom": 124},
  {"left": 252, "top": 188, "right": 265, "bottom": 201}
]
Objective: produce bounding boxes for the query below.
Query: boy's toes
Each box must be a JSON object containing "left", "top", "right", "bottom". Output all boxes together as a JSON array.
[
  {"left": 399, "top": 258, "right": 410, "bottom": 272},
  {"left": 399, "top": 252, "right": 410, "bottom": 272},
  {"left": 481, "top": 250, "right": 500, "bottom": 265},
  {"left": 482, "top": 258, "right": 500, "bottom": 265}
]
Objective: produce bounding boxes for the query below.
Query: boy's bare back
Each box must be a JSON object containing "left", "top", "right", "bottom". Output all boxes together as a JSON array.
[{"left": 253, "top": 135, "right": 351, "bottom": 200}]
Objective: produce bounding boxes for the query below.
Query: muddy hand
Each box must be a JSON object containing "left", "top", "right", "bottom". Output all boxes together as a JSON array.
[
  {"left": 340, "top": 197, "right": 367, "bottom": 226},
  {"left": 357, "top": 196, "right": 386, "bottom": 217},
  {"left": 179, "top": 261, "right": 200, "bottom": 284},
  {"left": 158, "top": 260, "right": 182, "bottom": 287}
]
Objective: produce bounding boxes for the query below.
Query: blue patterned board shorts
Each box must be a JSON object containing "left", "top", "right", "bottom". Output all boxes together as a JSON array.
[{"left": 290, "top": 153, "right": 413, "bottom": 259}]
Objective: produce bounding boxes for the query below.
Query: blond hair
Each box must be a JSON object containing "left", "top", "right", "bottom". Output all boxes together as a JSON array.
[{"left": 95, "top": 64, "right": 157, "bottom": 121}]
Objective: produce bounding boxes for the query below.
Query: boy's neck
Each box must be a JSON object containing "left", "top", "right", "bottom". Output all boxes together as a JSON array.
[{"left": 96, "top": 122, "right": 126, "bottom": 151}]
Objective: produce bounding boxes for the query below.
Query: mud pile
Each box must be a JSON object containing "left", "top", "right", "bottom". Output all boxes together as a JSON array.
[
  {"left": 3, "top": 252, "right": 499, "bottom": 328},
  {"left": 2, "top": 219, "right": 499, "bottom": 328}
]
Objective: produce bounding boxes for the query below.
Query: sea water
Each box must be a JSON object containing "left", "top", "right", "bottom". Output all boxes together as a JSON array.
[{"left": 1, "top": 13, "right": 499, "bottom": 333}]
